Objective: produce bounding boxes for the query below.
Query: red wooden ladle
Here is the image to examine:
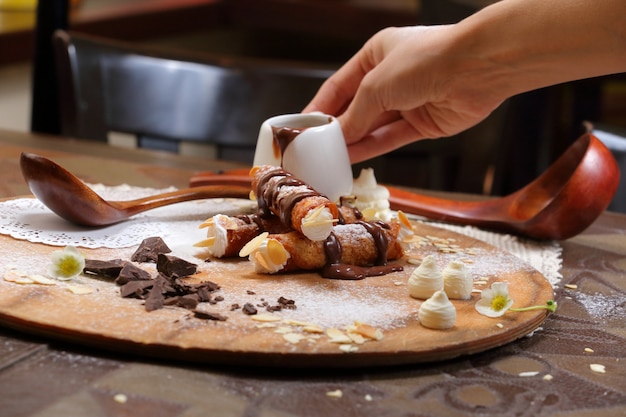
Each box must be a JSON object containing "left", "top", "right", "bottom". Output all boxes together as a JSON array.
[
  {"left": 20, "top": 133, "right": 618, "bottom": 239},
  {"left": 189, "top": 133, "right": 620, "bottom": 240}
]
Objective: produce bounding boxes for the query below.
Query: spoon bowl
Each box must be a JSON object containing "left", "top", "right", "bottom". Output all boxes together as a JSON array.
[
  {"left": 188, "top": 133, "right": 619, "bottom": 240},
  {"left": 20, "top": 153, "right": 251, "bottom": 227}
]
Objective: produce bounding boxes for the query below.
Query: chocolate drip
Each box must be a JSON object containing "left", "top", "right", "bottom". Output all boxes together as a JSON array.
[
  {"left": 271, "top": 126, "right": 305, "bottom": 164},
  {"left": 321, "top": 221, "right": 402, "bottom": 280}
]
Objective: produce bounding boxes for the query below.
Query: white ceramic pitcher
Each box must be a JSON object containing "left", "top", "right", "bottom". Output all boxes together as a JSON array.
[{"left": 252, "top": 113, "right": 353, "bottom": 202}]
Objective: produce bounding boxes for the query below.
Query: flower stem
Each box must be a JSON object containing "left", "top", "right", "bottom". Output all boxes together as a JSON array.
[{"left": 510, "top": 300, "right": 557, "bottom": 313}]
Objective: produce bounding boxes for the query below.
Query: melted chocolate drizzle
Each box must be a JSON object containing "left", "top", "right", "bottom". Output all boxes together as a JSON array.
[
  {"left": 271, "top": 126, "right": 305, "bottom": 164},
  {"left": 255, "top": 167, "right": 402, "bottom": 281},
  {"left": 321, "top": 221, "right": 403, "bottom": 280}
]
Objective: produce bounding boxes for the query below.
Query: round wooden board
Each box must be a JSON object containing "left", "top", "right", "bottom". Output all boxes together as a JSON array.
[{"left": 0, "top": 218, "right": 553, "bottom": 368}]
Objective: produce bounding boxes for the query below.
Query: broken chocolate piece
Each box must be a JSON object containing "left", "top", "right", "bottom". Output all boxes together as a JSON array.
[
  {"left": 144, "top": 275, "right": 166, "bottom": 312},
  {"left": 115, "top": 263, "right": 152, "bottom": 285},
  {"left": 83, "top": 259, "right": 127, "bottom": 279},
  {"left": 157, "top": 253, "right": 197, "bottom": 278},
  {"left": 131, "top": 237, "right": 171, "bottom": 263},
  {"left": 120, "top": 280, "right": 154, "bottom": 298}
]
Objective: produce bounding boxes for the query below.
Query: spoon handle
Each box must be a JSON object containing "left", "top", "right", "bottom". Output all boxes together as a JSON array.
[{"left": 117, "top": 185, "right": 252, "bottom": 216}]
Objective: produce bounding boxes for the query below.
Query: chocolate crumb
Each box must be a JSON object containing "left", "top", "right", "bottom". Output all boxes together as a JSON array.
[
  {"left": 246, "top": 290, "right": 256, "bottom": 295},
  {"left": 242, "top": 303, "right": 258, "bottom": 315},
  {"left": 131, "top": 237, "right": 171, "bottom": 263},
  {"left": 230, "top": 303, "right": 241, "bottom": 311},
  {"left": 157, "top": 254, "right": 197, "bottom": 278}
]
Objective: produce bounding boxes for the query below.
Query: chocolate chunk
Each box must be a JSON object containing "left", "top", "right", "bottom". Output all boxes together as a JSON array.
[
  {"left": 131, "top": 237, "right": 171, "bottom": 263},
  {"left": 177, "top": 294, "right": 200, "bottom": 310},
  {"left": 83, "top": 259, "right": 127, "bottom": 279},
  {"left": 120, "top": 280, "right": 154, "bottom": 298},
  {"left": 115, "top": 263, "right": 152, "bottom": 285},
  {"left": 144, "top": 275, "right": 166, "bottom": 311},
  {"left": 242, "top": 303, "right": 258, "bottom": 315},
  {"left": 156, "top": 254, "right": 197, "bottom": 278}
]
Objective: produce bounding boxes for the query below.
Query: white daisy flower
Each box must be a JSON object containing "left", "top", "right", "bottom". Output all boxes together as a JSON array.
[
  {"left": 475, "top": 281, "right": 514, "bottom": 317},
  {"left": 48, "top": 246, "right": 85, "bottom": 280}
]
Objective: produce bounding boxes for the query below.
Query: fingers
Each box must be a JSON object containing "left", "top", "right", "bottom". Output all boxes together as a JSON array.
[
  {"left": 346, "top": 118, "right": 430, "bottom": 163},
  {"left": 302, "top": 53, "right": 370, "bottom": 116}
]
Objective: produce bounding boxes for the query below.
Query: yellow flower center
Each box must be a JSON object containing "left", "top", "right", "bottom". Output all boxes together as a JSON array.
[
  {"left": 491, "top": 294, "right": 509, "bottom": 311},
  {"left": 57, "top": 255, "right": 82, "bottom": 277}
]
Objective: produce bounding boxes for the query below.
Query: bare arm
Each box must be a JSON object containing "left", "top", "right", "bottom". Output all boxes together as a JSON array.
[{"left": 304, "top": 0, "right": 626, "bottom": 163}]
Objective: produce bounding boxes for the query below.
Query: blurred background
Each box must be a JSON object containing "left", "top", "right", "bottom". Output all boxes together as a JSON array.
[{"left": 0, "top": 0, "right": 624, "bottom": 200}]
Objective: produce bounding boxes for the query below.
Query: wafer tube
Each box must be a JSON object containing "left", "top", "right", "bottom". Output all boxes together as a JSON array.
[
  {"left": 247, "top": 221, "right": 405, "bottom": 278},
  {"left": 195, "top": 214, "right": 289, "bottom": 258},
  {"left": 250, "top": 165, "right": 340, "bottom": 241}
]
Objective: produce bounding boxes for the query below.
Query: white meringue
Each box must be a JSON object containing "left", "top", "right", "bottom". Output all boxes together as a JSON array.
[
  {"left": 408, "top": 255, "right": 443, "bottom": 299},
  {"left": 442, "top": 260, "right": 473, "bottom": 300},
  {"left": 418, "top": 290, "right": 457, "bottom": 330}
]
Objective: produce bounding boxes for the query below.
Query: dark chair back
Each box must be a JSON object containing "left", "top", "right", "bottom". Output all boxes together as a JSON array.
[{"left": 52, "top": 30, "right": 334, "bottom": 162}]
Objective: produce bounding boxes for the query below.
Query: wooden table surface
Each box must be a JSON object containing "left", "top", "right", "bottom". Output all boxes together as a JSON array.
[{"left": 0, "top": 128, "right": 624, "bottom": 417}]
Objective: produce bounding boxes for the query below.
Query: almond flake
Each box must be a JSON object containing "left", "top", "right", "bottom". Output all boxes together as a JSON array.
[
  {"left": 198, "top": 218, "right": 214, "bottom": 228},
  {"left": 518, "top": 371, "right": 539, "bottom": 377},
  {"left": 584, "top": 347, "right": 595, "bottom": 353},
  {"left": 66, "top": 285, "right": 94, "bottom": 295},
  {"left": 326, "top": 328, "right": 352, "bottom": 344},
  {"left": 283, "top": 333, "right": 306, "bottom": 344},
  {"left": 353, "top": 322, "right": 383, "bottom": 340},
  {"left": 255, "top": 323, "right": 278, "bottom": 329},
  {"left": 267, "top": 239, "right": 288, "bottom": 265},
  {"left": 302, "top": 325, "right": 324, "bottom": 334},
  {"left": 254, "top": 252, "right": 271, "bottom": 271},
  {"left": 339, "top": 344, "right": 359, "bottom": 353},
  {"left": 564, "top": 284, "right": 578, "bottom": 290},
  {"left": 397, "top": 211, "right": 413, "bottom": 229},
  {"left": 590, "top": 364, "right": 606, "bottom": 373},
  {"left": 3, "top": 270, "right": 34, "bottom": 284},
  {"left": 326, "top": 389, "right": 343, "bottom": 398},
  {"left": 346, "top": 332, "right": 366, "bottom": 345},
  {"left": 29, "top": 274, "right": 57, "bottom": 285},
  {"left": 193, "top": 237, "right": 216, "bottom": 247},
  {"left": 239, "top": 232, "right": 269, "bottom": 257},
  {"left": 251, "top": 313, "right": 281, "bottom": 322},
  {"left": 542, "top": 374, "right": 554, "bottom": 381},
  {"left": 113, "top": 394, "right": 128, "bottom": 404}
]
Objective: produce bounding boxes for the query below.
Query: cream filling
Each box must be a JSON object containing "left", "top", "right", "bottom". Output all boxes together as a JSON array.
[
  {"left": 418, "top": 290, "right": 457, "bottom": 330},
  {"left": 351, "top": 168, "right": 392, "bottom": 222},
  {"left": 408, "top": 255, "right": 443, "bottom": 299},
  {"left": 194, "top": 214, "right": 229, "bottom": 258},
  {"left": 300, "top": 206, "right": 335, "bottom": 241}
]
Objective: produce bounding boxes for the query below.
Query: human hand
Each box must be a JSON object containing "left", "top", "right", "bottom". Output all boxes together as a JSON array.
[{"left": 304, "top": 25, "right": 505, "bottom": 163}]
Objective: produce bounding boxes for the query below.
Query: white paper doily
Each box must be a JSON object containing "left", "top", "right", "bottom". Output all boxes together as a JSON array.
[
  {"left": 0, "top": 184, "right": 562, "bottom": 285},
  {"left": 0, "top": 184, "right": 255, "bottom": 250}
]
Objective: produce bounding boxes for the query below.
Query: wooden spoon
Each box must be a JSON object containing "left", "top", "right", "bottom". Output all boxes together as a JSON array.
[
  {"left": 19, "top": 153, "right": 251, "bottom": 227},
  {"left": 189, "top": 133, "right": 619, "bottom": 240}
]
